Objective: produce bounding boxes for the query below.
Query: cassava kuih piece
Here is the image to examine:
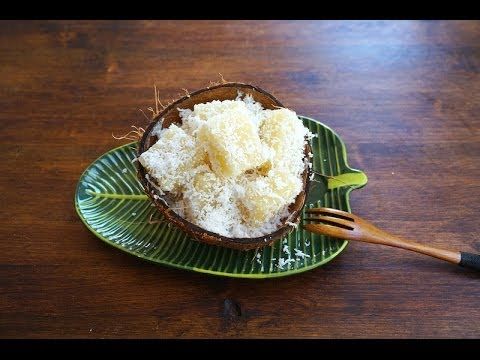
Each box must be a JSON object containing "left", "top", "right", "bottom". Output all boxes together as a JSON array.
[{"left": 137, "top": 83, "right": 312, "bottom": 250}]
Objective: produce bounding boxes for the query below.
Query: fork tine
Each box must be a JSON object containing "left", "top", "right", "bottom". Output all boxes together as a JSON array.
[
  {"left": 303, "top": 223, "right": 354, "bottom": 239},
  {"left": 306, "top": 207, "right": 350, "bottom": 216},
  {"left": 304, "top": 215, "right": 354, "bottom": 230},
  {"left": 303, "top": 217, "right": 325, "bottom": 222},
  {"left": 305, "top": 207, "right": 355, "bottom": 221}
]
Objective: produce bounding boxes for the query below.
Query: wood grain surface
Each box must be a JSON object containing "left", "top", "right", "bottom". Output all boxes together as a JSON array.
[{"left": 0, "top": 20, "right": 479, "bottom": 339}]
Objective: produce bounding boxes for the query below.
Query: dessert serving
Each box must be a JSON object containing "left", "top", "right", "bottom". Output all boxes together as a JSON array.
[{"left": 137, "top": 83, "right": 314, "bottom": 250}]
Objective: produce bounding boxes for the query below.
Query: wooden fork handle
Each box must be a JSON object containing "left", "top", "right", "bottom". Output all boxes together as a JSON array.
[
  {"left": 348, "top": 231, "right": 480, "bottom": 271},
  {"left": 459, "top": 252, "right": 480, "bottom": 271},
  {"left": 360, "top": 231, "right": 480, "bottom": 271}
]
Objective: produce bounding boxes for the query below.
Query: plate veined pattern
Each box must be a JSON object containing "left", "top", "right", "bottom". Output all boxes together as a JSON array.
[{"left": 75, "top": 116, "right": 367, "bottom": 278}]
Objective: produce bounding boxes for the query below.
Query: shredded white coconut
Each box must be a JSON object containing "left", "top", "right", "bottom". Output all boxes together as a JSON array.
[
  {"left": 294, "top": 248, "right": 311, "bottom": 259},
  {"left": 150, "top": 118, "right": 164, "bottom": 138},
  {"left": 285, "top": 221, "right": 298, "bottom": 228},
  {"left": 278, "top": 257, "right": 295, "bottom": 269}
]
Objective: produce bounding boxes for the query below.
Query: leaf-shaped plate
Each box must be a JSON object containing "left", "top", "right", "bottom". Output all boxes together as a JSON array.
[{"left": 75, "top": 116, "right": 367, "bottom": 278}]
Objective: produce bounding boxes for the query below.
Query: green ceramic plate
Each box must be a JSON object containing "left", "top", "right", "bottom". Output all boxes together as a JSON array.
[{"left": 75, "top": 116, "right": 367, "bottom": 278}]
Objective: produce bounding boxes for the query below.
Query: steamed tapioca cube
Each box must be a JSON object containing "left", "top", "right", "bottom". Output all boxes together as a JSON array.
[
  {"left": 268, "top": 170, "right": 303, "bottom": 205},
  {"left": 138, "top": 125, "right": 197, "bottom": 193},
  {"left": 193, "top": 100, "right": 243, "bottom": 121},
  {"left": 239, "top": 172, "right": 302, "bottom": 226},
  {"left": 239, "top": 177, "right": 284, "bottom": 226},
  {"left": 197, "top": 105, "right": 269, "bottom": 178},
  {"left": 260, "top": 108, "right": 307, "bottom": 166},
  {"left": 183, "top": 170, "right": 240, "bottom": 237},
  {"left": 185, "top": 170, "right": 227, "bottom": 215},
  {"left": 161, "top": 125, "right": 181, "bottom": 140},
  {"left": 192, "top": 171, "right": 222, "bottom": 195},
  {"left": 184, "top": 171, "right": 218, "bottom": 219}
]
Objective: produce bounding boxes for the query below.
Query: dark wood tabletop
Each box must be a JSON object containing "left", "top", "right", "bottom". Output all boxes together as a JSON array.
[{"left": 1, "top": 20, "right": 479, "bottom": 339}]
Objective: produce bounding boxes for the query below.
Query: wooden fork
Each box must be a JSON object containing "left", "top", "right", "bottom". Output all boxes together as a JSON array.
[{"left": 303, "top": 207, "right": 480, "bottom": 271}]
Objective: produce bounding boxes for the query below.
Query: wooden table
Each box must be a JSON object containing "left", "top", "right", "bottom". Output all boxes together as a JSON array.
[{"left": 1, "top": 20, "right": 479, "bottom": 339}]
